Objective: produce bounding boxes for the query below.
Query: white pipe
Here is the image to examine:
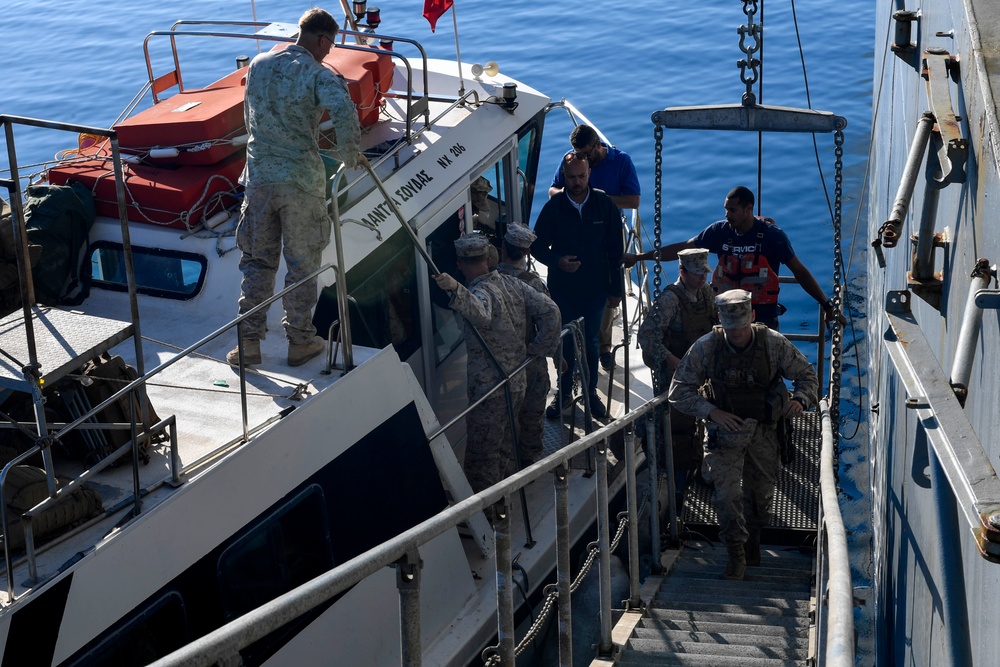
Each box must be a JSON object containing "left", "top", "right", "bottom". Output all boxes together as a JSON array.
[{"left": 819, "top": 399, "right": 855, "bottom": 667}]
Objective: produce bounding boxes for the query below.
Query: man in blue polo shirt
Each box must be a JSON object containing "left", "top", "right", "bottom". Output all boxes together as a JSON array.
[
  {"left": 549, "top": 125, "right": 640, "bottom": 369},
  {"left": 625, "top": 185, "right": 836, "bottom": 329}
]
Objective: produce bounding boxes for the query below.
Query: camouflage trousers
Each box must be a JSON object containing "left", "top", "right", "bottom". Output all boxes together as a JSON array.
[
  {"left": 516, "top": 358, "right": 550, "bottom": 466},
  {"left": 236, "top": 183, "right": 331, "bottom": 344},
  {"left": 702, "top": 423, "right": 780, "bottom": 547},
  {"left": 465, "top": 386, "right": 525, "bottom": 494}
]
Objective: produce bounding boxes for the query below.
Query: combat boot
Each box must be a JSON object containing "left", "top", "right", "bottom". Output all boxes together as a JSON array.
[
  {"left": 288, "top": 336, "right": 325, "bottom": 366},
  {"left": 745, "top": 530, "right": 761, "bottom": 566},
  {"left": 227, "top": 339, "right": 261, "bottom": 366},
  {"left": 723, "top": 544, "right": 746, "bottom": 580}
]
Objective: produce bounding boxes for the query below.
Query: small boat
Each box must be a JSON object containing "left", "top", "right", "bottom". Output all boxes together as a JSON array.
[{"left": 0, "top": 9, "right": 647, "bottom": 666}]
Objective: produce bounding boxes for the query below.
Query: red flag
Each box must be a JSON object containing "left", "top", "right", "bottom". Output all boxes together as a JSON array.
[{"left": 423, "top": 0, "right": 454, "bottom": 32}]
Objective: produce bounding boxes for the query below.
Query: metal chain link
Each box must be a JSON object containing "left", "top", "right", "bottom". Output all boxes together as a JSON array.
[
  {"left": 738, "top": 0, "right": 762, "bottom": 106},
  {"left": 650, "top": 125, "right": 664, "bottom": 394},
  {"left": 829, "top": 128, "right": 845, "bottom": 436},
  {"left": 481, "top": 493, "right": 650, "bottom": 665}
]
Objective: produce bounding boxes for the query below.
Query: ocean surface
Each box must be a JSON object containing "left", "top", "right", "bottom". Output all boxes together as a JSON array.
[
  {"left": 0, "top": 0, "right": 872, "bottom": 381},
  {"left": 0, "top": 0, "right": 873, "bottom": 330}
]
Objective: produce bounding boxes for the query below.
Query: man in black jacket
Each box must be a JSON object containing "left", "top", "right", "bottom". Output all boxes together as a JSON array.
[{"left": 532, "top": 155, "right": 624, "bottom": 420}]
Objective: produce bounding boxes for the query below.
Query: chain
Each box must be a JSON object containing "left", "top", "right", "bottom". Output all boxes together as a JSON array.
[
  {"left": 829, "top": 128, "right": 845, "bottom": 436},
  {"left": 651, "top": 125, "right": 664, "bottom": 394},
  {"left": 481, "top": 493, "right": 649, "bottom": 666},
  {"left": 737, "top": 0, "right": 762, "bottom": 106}
]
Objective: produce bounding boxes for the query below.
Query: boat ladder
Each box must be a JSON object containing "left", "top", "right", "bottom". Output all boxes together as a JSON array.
[{"left": 608, "top": 541, "right": 815, "bottom": 667}]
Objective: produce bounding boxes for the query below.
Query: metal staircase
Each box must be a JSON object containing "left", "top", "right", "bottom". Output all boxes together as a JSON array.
[{"left": 615, "top": 541, "right": 814, "bottom": 666}]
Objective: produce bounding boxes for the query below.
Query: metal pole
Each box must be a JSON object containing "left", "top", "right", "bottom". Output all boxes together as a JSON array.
[
  {"left": 396, "top": 550, "right": 422, "bottom": 666},
  {"left": 624, "top": 426, "right": 641, "bottom": 608},
  {"left": 645, "top": 416, "right": 662, "bottom": 574},
  {"left": 495, "top": 498, "right": 515, "bottom": 666},
  {"left": 661, "top": 407, "right": 678, "bottom": 543},
  {"left": 595, "top": 438, "right": 613, "bottom": 656},
  {"left": 949, "top": 261, "right": 991, "bottom": 402},
  {"left": 881, "top": 113, "right": 935, "bottom": 248},
  {"left": 912, "top": 180, "right": 941, "bottom": 280},
  {"left": 553, "top": 465, "right": 573, "bottom": 666},
  {"left": 328, "top": 166, "right": 354, "bottom": 371}
]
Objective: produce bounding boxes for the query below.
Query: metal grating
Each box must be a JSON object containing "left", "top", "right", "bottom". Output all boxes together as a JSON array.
[
  {"left": 684, "top": 411, "right": 821, "bottom": 531},
  {"left": 0, "top": 306, "right": 133, "bottom": 391}
]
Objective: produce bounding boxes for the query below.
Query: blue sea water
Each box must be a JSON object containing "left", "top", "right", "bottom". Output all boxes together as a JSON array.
[{"left": 0, "top": 0, "right": 873, "bottom": 328}]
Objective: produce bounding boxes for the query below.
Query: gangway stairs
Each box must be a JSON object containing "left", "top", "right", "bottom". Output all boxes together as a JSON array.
[{"left": 613, "top": 541, "right": 814, "bottom": 666}]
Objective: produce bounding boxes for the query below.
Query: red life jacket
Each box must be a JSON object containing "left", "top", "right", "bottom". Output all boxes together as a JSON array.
[{"left": 711, "top": 218, "right": 781, "bottom": 305}]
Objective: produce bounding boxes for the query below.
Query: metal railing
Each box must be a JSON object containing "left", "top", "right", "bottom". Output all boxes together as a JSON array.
[{"left": 147, "top": 390, "right": 668, "bottom": 667}]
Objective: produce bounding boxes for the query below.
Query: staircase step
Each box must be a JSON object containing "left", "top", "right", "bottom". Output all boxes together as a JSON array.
[
  {"left": 652, "top": 596, "right": 811, "bottom": 615},
  {"left": 637, "top": 617, "right": 803, "bottom": 637},
  {"left": 624, "top": 636, "right": 806, "bottom": 661},
  {"left": 660, "top": 576, "right": 812, "bottom": 597},
  {"left": 645, "top": 607, "right": 810, "bottom": 629},
  {"left": 632, "top": 625, "right": 809, "bottom": 650},
  {"left": 615, "top": 650, "right": 805, "bottom": 666}
]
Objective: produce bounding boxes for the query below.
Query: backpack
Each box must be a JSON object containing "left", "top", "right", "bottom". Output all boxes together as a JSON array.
[{"left": 24, "top": 181, "right": 96, "bottom": 306}]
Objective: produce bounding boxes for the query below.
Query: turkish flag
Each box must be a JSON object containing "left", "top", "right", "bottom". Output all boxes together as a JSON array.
[{"left": 423, "top": 0, "right": 454, "bottom": 32}]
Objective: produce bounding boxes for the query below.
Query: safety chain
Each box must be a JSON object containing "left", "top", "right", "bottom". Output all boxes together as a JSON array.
[
  {"left": 737, "top": 0, "right": 762, "bottom": 106},
  {"left": 650, "top": 125, "right": 664, "bottom": 394},
  {"left": 829, "top": 128, "right": 845, "bottom": 436},
  {"left": 481, "top": 493, "right": 650, "bottom": 666}
]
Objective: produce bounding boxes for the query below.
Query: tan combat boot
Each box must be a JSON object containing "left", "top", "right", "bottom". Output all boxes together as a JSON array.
[
  {"left": 227, "top": 339, "right": 261, "bottom": 366},
  {"left": 745, "top": 530, "right": 761, "bottom": 566},
  {"left": 288, "top": 336, "right": 325, "bottom": 366},
  {"left": 723, "top": 544, "right": 746, "bottom": 580}
]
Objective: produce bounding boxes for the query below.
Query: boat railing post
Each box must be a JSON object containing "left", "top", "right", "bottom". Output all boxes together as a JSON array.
[
  {"left": 623, "top": 424, "right": 641, "bottom": 609},
  {"left": 494, "top": 497, "right": 516, "bottom": 666},
  {"left": 329, "top": 165, "right": 354, "bottom": 372},
  {"left": 660, "top": 406, "right": 678, "bottom": 544},
  {"left": 236, "top": 322, "right": 249, "bottom": 442},
  {"left": 553, "top": 464, "right": 573, "bottom": 666},
  {"left": 595, "top": 437, "right": 614, "bottom": 657},
  {"left": 645, "top": 415, "right": 662, "bottom": 575},
  {"left": 396, "top": 549, "right": 422, "bottom": 667}
]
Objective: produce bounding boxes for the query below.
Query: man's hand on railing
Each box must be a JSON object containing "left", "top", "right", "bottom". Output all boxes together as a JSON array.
[{"left": 434, "top": 273, "right": 458, "bottom": 293}]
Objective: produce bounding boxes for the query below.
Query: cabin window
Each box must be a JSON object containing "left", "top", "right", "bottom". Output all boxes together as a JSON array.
[
  {"left": 517, "top": 117, "right": 543, "bottom": 223},
  {"left": 313, "top": 228, "right": 421, "bottom": 359},
  {"left": 90, "top": 242, "right": 206, "bottom": 300},
  {"left": 217, "top": 484, "right": 334, "bottom": 621},
  {"left": 471, "top": 158, "right": 510, "bottom": 242},
  {"left": 65, "top": 591, "right": 189, "bottom": 666},
  {"left": 426, "top": 210, "right": 466, "bottom": 364}
]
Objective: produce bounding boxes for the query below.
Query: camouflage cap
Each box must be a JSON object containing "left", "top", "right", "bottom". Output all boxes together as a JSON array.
[
  {"left": 454, "top": 233, "right": 490, "bottom": 259},
  {"left": 716, "top": 289, "right": 753, "bottom": 328},
  {"left": 504, "top": 223, "right": 536, "bottom": 249},
  {"left": 677, "top": 248, "right": 710, "bottom": 275}
]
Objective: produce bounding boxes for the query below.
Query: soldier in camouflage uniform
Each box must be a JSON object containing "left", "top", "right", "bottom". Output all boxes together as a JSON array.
[
  {"left": 497, "top": 224, "right": 554, "bottom": 467},
  {"left": 668, "top": 290, "right": 817, "bottom": 580},
  {"left": 637, "top": 248, "right": 717, "bottom": 515},
  {"left": 228, "top": 8, "right": 362, "bottom": 368},
  {"left": 434, "top": 234, "right": 560, "bottom": 493}
]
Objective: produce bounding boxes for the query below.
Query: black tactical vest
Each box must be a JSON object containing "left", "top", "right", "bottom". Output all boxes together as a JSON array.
[{"left": 706, "top": 323, "right": 787, "bottom": 424}]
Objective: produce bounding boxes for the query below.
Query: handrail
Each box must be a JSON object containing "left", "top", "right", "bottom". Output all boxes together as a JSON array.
[
  {"left": 146, "top": 392, "right": 669, "bottom": 667},
  {"left": 817, "top": 398, "right": 855, "bottom": 667}
]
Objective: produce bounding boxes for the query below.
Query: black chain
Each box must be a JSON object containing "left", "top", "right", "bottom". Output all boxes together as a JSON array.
[
  {"left": 738, "top": 0, "right": 762, "bottom": 106},
  {"left": 651, "top": 124, "right": 664, "bottom": 393},
  {"left": 830, "top": 128, "right": 845, "bottom": 435}
]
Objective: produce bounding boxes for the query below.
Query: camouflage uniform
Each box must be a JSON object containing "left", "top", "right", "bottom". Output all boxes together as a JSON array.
[
  {"left": 236, "top": 42, "right": 361, "bottom": 344},
  {"left": 449, "top": 256, "right": 560, "bottom": 492},
  {"left": 498, "top": 260, "right": 552, "bottom": 466},
  {"left": 668, "top": 320, "right": 817, "bottom": 548},
  {"left": 637, "top": 279, "right": 717, "bottom": 471}
]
